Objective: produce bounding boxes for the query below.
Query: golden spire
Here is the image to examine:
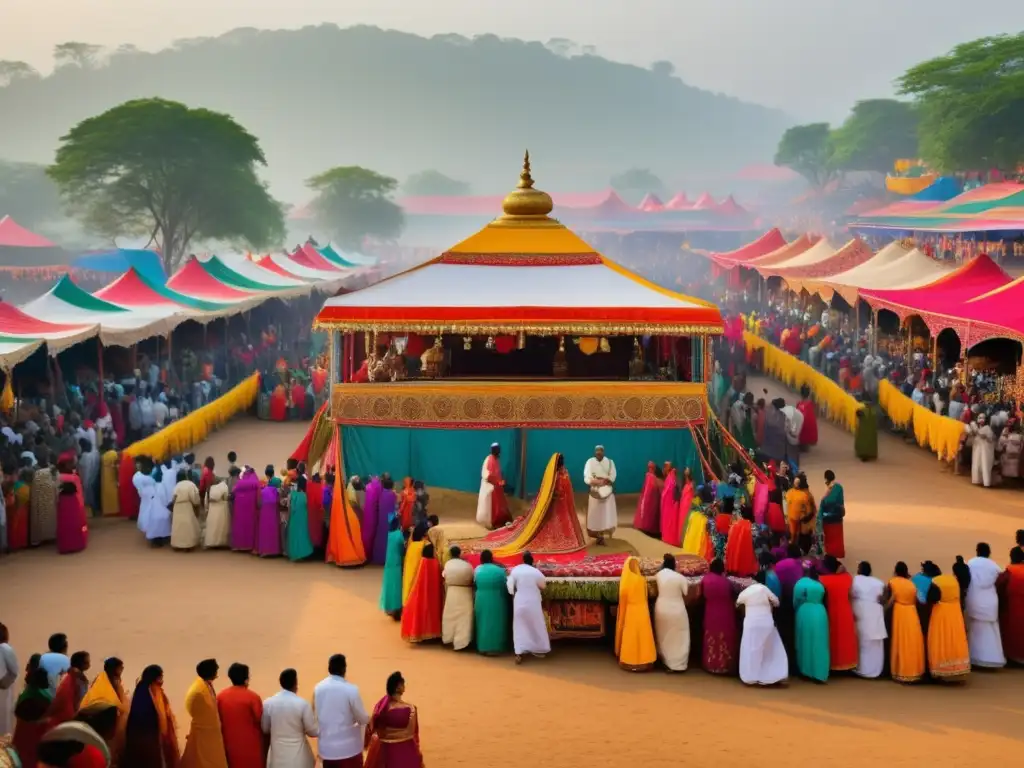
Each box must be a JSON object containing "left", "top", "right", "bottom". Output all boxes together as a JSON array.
[{"left": 500, "top": 149, "right": 554, "bottom": 219}]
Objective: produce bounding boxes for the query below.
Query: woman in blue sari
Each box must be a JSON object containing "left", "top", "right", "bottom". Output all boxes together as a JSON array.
[
  {"left": 793, "top": 568, "right": 830, "bottom": 682},
  {"left": 286, "top": 475, "right": 315, "bottom": 561},
  {"left": 380, "top": 516, "right": 406, "bottom": 618}
]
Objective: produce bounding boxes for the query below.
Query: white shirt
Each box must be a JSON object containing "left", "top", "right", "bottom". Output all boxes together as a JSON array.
[
  {"left": 312, "top": 675, "right": 369, "bottom": 760},
  {"left": 262, "top": 689, "right": 318, "bottom": 768},
  {"left": 152, "top": 400, "right": 169, "bottom": 428}
]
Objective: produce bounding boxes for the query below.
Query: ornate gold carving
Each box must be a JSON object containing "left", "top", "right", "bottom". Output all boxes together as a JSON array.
[{"left": 331, "top": 381, "right": 706, "bottom": 427}]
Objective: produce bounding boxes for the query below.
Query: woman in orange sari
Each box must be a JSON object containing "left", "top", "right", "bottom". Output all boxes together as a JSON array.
[
  {"left": 725, "top": 505, "right": 758, "bottom": 577},
  {"left": 398, "top": 477, "right": 416, "bottom": 531},
  {"left": 998, "top": 548, "right": 1024, "bottom": 665},
  {"left": 122, "top": 664, "right": 179, "bottom": 768},
  {"left": 927, "top": 567, "right": 971, "bottom": 682},
  {"left": 819, "top": 555, "right": 858, "bottom": 672},
  {"left": 364, "top": 671, "right": 423, "bottom": 768},
  {"left": 885, "top": 561, "right": 926, "bottom": 683},
  {"left": 400, "top": 544, "right": 444, "bottom": 643}
]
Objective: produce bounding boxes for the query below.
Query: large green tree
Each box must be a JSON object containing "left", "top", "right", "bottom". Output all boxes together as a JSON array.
[
  {"left": 898, "top": 33, "right": 1024, "bottom": 173},
  {"left": 306, "top": 166, "right": 404, "bottom": 249},
  {"left": 402, "top": 170, "right": 471, "bottom": 197},
  {"left": 0, "top": 60, "right": 39, "bottom": 86},
  {"left": 0, "top": 161, "right": 63, "bottom": 230},
  {"left": 829, "top": 99, "right": 919, "bottom": 174},
  {"left": 48, "top": 98, "right": 285, "bottom": 270},
  {"left": 774, "top": 123, "right": 838, "bottom": 188}
]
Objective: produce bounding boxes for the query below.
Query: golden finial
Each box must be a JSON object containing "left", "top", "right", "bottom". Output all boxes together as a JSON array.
[{"left": 500, "top": 149, "right": 554, "bottom": 219}]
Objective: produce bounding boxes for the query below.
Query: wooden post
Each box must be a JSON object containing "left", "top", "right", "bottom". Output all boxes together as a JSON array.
[{"left": 518, "top": 426, "right": 528, "bottom": 500}]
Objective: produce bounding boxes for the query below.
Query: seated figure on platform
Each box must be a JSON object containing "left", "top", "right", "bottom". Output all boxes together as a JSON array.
[{"left": 476, "top": 443, "right": 511, "bottom": 530}]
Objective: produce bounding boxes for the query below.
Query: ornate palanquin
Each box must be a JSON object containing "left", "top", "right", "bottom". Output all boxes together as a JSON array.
[{"left": 331, "top": 380, "right": 706, "bottom": 429}]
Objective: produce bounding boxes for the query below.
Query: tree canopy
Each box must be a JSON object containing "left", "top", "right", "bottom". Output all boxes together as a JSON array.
[
  {"left": 773, "top": 123, "right": 837, "bottom": 188},
  {"left": 0, "top": 61, "right": 39, "bottom": 86},
  {"left": 0, "top": 160, "right": 64, "bottom": 230},
  {"left": 610, "top": 168, "right": 665, "bottom": 202},
  {"left": 402, "top": 170, "right": 471, "bottom": 197},
  {"left": 898, "top": 33, "right": 1024, "bottom": 173},
  {"left": 306, "top": 166, "right": 404, "bottom": 249},
  {"left": 828, "top": 99, "right": 919, "bottom": 174},
  {"left": 47, "top": 98, "right": 285, "bottom": 269}
]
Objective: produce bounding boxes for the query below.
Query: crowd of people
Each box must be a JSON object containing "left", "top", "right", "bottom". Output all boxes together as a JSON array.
[{"left": 0, "top": 625, "right": 423, "bottom": 768}]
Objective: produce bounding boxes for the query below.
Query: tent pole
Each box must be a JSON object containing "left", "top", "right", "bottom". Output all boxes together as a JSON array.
[{"left": 518, "top": 426, "right": 528, "bottom": 500}]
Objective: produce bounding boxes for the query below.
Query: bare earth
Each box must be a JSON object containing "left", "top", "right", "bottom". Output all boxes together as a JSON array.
[{"left": 3, "top": 374, "right": 1022, "bottom": 767}]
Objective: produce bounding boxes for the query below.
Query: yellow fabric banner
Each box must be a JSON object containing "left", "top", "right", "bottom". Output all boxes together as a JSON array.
[
  {"left": 742, "top": 331, "right": 862, "bottom": 434},
  {"left": 878, "top": 379, "right": 962, "bottom": 461},
  {"left": 124, "top": 373, "right": 261, "bottom": 461}
]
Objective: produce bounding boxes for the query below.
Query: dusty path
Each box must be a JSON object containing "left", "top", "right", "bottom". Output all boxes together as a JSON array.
[{"left": 3, "top": 395, "right": 1023, "bottom": 768}]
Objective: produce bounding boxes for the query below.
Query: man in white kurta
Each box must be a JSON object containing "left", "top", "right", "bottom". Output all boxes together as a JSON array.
[
  {"left": 653, "top": 561, "right": 691, "bottom": 671},
  {"left": 966, "top": 546, "right": 1006, "bottom": 668},
  {"left": 969, "top": 414, "right": 996, "bottom": 487},
  {"left": 442, "top": 547, "right": 475, "bottom": 650},
  {"left": 735, "top": 579, "right": 788, "bottom": 686},
  {"left": 262, "top": 671, "right": 318, "bottom": 768},
  {"left": 583, "top": 446, "right": 617, "bottom": 543},
  {"left": 507, "top": 556, "right": 550, "bottom": 661}
]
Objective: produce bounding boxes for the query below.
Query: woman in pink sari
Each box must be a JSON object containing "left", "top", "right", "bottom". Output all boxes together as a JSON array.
[
  {"left": 56, "top": 454, "right": 88, "bottom": 554},
  {"left": 658, "top": 463, "right": 677, "bottom": 542},
  {"left": 702, "top": 558, "right": 738, "bottom": 675},
  {"left": 632, "top": 461, "right": 662, "bottom": 536},
  {"left": 364, "top": 671, "right": 423, "bottom": 768},
  {"left": 663, "top": 467, "right": 693, "bottom": 547}
]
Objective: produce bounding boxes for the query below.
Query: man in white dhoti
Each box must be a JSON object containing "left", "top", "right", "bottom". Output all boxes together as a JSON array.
[
  {"left": 735, "top": 574, "right": 788, "bottom": 686},
  {"left": 653, "top": 555, "right": 691, "bottom": 671},
  {"left": 442, "top": 545, "right": 475, "bottom": 650},
  {"left": 0, "top": 622, "right": 17, "bottom": 737},
  {"left": 969, "top": 414, "right": 995, "bottom": 487},
  {"left": 507, "top": 552, "right": 550, "bottom": 663},
  {"left": 851, "top": 562, "right": 887, "bottom": 678},
  {"left": 262, "top": 668, "right": 318, "bottom": 768},
  {"left": 476, "top": 443, "right": 511, "bottom": 529},
  {"left": 583, "top": 446, "right": 617, "bottom": 544},
  {"left": 966, "top": 542, "right": 1006, "bottom": 668}
]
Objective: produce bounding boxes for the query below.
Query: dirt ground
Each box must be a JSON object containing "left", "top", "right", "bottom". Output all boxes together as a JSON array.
[{"left": 3, "top": 374, "right": 1023, "bottom": 767}]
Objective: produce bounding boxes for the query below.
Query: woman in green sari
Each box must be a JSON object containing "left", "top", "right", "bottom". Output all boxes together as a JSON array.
[
  {"left": 854, "top": 403, "right": 878, "bottom": 461},
  {"left": 473, "top": 550, "right": 510, "bottom": 654},
  {"left": 286, "top": 476, "right": 315, "bottom": 561},
  {"left": 13, "top": 662, "right": 53, "bottom": 766},
  {"left": 793, "top": 568, "right": 830, "bottom": 682},
  {"left": 380, "top": 516, "right": 406, "bottom": 618}
]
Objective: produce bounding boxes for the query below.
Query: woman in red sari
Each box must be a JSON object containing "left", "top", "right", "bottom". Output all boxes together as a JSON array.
[
  {"left": 56, "top": 458, "right": 88, "bottom": 556},
  {"left": 665, "top": 468, "right": 694, "bottom": 547},
  {"left": 658, "top": 463, "right": 676, "bottom": 540},
  {"left": 725, "top": 506, "right": 758, "bottom": 577},
  {"left": 400, "top": 544, "right": 443, "bottom": 643},
  {"left": 632, "top": 461, "right": 661, "bottom": 536},
  {"left": 997, "top": 547, "right": 1024, "bottom": 664},
  {"left": 398, "top": 477, "right": 416, "bottom": 531},
  {"left": 364, "top": 671, "right": 423, "bottom": 768},
  {"left": 268, "top": 382, "right": 288, "bottom": 422},
  {"left": 819, "top": 554, "right": 858, "bottom": 672},
  {"left": 796, "top": 385, "right": 818, "bottom": 448}
]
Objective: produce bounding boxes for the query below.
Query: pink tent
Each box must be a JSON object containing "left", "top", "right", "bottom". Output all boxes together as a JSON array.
[
  {"left": 860, "top": 254, "right": 1011, "bottom": 321},
  {"left": 638, "top": 193, "right": 664, "bottom": 212},
  {"left": 715, "top": 195, "right": 747, "bottom": 215},
  {"left": 708, "top": 228, "right": 787, "bottom": 268},
  {"left": 0, "top": 215, "right": 56, "bottom": 248},
  {"left": 664, "top": 193, "right": 691, "bottom": 210},
  {"left": 691, "top": 193, "right": 716, "bottom": 210}
]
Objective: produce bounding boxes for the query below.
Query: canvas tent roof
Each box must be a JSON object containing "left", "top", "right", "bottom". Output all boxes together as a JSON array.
[
  {"left": 0, "top": 216, "right": 55, "bottom": 248},
  {"left": 745, "top": 233, "right": 821, "bottom": 268},
  {"left": 638, "top": 194, "right": 664, "bottom": 212},
  {"left": 0, "top": 300, "right": 97, "bottom": 354},
  {"left": 71, "top": 249, "right": 166, "bottom": 284},
  {"left": 707, "top": 228, "right": 787, "bottom": 268},
  {"left": 316, "top": 157, "right": 722, "bottom": 335},
  {"left": 771, "top": 238, "right": 874, "bottom": 284},
  {"left": 94, "top": 267, "right": 250, "bottom": 319},
  {"left": 0, "top": 336, "right": 45, "bottom": 368},
  {"left": 757, "top": 238, "right": 837, "bottom": 273}
]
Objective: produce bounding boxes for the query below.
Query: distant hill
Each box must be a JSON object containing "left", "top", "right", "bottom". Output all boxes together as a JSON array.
[{"left": 0, "top": 25, "right": 790, "bottom": 203}]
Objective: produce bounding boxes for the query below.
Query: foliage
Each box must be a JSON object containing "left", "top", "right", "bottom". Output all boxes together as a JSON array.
[
  {"left": 403, "top": 170, "right": 471, "bottom": 197},
  {"left": 898, "top": 33, "right": 1024, "bottom": 173},
  {"left": 774, "top": 123, "right": 837, "bottom": 188},
  {"left": 0, "top": 61, "right": 39, "bottom": 86},
  {"left": 53, "top": 42, "right": 103, "bottom": 69},
  {"left": 0, "top": 26, "right": 788, "bottom": 200},
  {"left": 47, "top": 98, "right": 284, "bottom": 269},
  {"left": 306, "top": 166, "right": 404, "bottom": 249},
  {"left": 610, "top": 168, "right": 665, "bottom": 201},
  {"left": 828, "top": 99, "right": 919, "bottom": 174},
  {"left": 0, "top": 160, "right": 64, "bottom": 229},
  {"left": 650, "top": 60, "right": 675, "bottom": 77}
]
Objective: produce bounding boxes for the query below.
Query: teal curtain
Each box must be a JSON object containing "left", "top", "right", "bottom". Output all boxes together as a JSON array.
[
  {"left": 523, "top": 428, "right": 702, "bottom": 495},
  {"left": 342, "top": 426, "right": 521, "bottom": 494}
]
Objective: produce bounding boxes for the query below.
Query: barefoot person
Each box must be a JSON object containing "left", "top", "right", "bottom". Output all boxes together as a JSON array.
[{"left": 584, "top": 446, "right": 617, "bottom": 545}]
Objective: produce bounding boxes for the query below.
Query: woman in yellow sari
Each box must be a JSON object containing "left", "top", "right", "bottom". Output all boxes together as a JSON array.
[
  {"left": 100, "top": 441, "right": 120, "bottom": 517},
  {"left": 927, "top": 569, "right": 971, "bottom": 682},
  {"left": 78, "top": 656, "right": 130, "bottom": 765},
  {"left": 402, "top": 524, "right": 428, "bottom": 606},
  {"left": 682, "top": 486, "right": 712, "bottom": 560},
  {"left": 615, "top": 556, "right": 657, "bottom": 671}
]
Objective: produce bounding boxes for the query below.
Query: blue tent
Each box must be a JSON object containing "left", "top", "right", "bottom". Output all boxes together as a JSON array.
[
  {"left": 71, "top": 248, "right": 166, "bottom": 284},
  {"left": 908, "top": 176, "right": 962, "bottom": 203}
]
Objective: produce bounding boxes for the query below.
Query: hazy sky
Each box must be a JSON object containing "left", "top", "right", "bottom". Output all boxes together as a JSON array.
[{"left": 3, "top": 0, "right": 1021, "bottom": 120}]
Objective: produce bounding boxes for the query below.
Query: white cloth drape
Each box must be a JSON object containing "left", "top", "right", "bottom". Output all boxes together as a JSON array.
[
  {"left": 654, "top": 569, "right": 691, "bottom": 671},
  {"left": 851, "top": 574, "right": 887, "bottom": 678}
]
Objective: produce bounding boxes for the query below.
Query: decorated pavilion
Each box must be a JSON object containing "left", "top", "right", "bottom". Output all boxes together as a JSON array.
[{"left": 312, "top": 154, "right": 724, "bottom": 497}]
